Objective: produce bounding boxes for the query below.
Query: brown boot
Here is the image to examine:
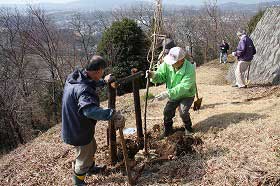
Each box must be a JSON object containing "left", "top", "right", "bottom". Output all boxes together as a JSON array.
[
  {"left": 159, "top": 126, "right": 173, "bottom": 139},
  {"left": 184, "top": 116, "right": 194, "bottom": 135}
]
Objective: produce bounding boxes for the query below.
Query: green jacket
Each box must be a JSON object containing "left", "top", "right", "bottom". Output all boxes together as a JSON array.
[{"left": 151, "top": 59, "right": 196, "bottom": 100}]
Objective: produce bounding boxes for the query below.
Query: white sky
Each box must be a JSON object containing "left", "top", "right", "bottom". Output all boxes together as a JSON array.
[
  {"left": 0, "top": 0, "right": 273, "bottom": 4},
  {"left": 0, "top": 0, "right": 75, "bottom": 4}
]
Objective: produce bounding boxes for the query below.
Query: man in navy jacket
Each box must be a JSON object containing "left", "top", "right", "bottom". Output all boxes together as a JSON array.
[
  {"left": 62, "top": 55, "right": 125, "bottom": 186},
  {"left": 232, "top": 30, "right": 256, "bottom": 88}
]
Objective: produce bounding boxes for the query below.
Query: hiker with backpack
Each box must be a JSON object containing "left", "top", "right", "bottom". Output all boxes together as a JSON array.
[{"left": 232, "top": 30, "right": 256, "bottom": 88}]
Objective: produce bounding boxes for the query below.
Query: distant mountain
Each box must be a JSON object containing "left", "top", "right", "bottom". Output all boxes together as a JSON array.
[
  {"left": 40, "top": 0, "right": 151, "bottom": 11},
  {"left": 61, "top": 0, "right": 280, "bottom": 12},
  {"left": 69, "top": 0, "right": 146, "bottom": 10},
  {"left": 0, "top": 0, "right": 279, "bottom": 12},
  {"left": 219, "top": 1, "right": 280, "bottom": 12}
]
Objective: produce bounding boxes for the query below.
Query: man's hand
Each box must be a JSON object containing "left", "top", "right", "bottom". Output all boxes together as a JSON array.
[
  {"left": 145, "top": 70, "right": 155, "bottom": 79},
  {"left": 112, "top": 111, "right": 125, "bottom": 130},
  {"left": 155, "top": 91, "right": 169, "bottom": 101},
  {"left": 232, "top": 52, "right": 236, "bottom": 56},
  {"left": 104, "top": 74, "right": 115, "bottom": 83}
]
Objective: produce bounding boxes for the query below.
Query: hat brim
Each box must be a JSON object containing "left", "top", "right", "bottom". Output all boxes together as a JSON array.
[{"left": 164, "top": 55, "right": 177, "bottom": 65}]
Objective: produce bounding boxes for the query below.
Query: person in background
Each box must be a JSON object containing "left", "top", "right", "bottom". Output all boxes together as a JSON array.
[
  {"left": 219, "top": 39, "right": 229, "bottom": 64},
  {"left": 61, "top": 55, "right": 125, "bottom": 186},
  {"left": 232, "top": 30, "right": 256, "bottom": 88},
  {"left": 158, "top": 38, "right": 176, "bottom": 64},
  {"left": 146, "top": 47, "right": 196, "bottom": 137}
]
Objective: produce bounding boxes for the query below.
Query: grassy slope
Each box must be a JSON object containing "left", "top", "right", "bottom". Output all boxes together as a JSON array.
[{"left": 0, "top": 60, "right": 279, "bottom": 186}]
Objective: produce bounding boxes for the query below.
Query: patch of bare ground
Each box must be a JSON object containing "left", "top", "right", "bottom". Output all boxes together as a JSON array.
[{"left": 1, "top": 59, "right": 280, "bottom": 186}]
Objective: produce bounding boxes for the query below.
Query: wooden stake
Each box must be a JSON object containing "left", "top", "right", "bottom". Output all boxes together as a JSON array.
[
  {"left": 131, "top": 69, "right": 144, "bottom": 148},
  {"left": 108, "top": 84, "right": 117, "bottom": 165}
]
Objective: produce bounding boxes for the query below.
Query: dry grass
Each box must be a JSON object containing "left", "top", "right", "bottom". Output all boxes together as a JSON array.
[{"left": 0, "top": 60, "right": 280, "bottom": 186}]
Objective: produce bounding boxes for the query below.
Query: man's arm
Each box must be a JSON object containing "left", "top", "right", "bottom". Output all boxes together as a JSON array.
[
  {"left": 96, "top": 79, "right": 106, "bottom": 87},
  {"left": 83, "top": 105, "right": 125, "bottom": 130},
  {"left": 236, "top": 39, "right": 246, "bottom": 57},
  {"left": 82, "top": 105, "right": 114, "bottom": 121},
  {"left": 252, "top": 43, "right": 256, "bottom": 55},
  {"left": 96, "top": 74, "right": 114, "bottom": 87},
  {"left": 77, "top": 88, "right": 113, "bottom": 120},
  {"left": 151, "top": 62, "right": 168, "bottom": 84}
]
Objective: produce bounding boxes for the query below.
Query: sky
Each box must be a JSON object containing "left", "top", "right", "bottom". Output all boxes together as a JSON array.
[
  {"left": 0, "top": 0, "right": 75, "bottom": 4},
  {"left": 0, "top": 0, "right": 274, "bottom": 5}
]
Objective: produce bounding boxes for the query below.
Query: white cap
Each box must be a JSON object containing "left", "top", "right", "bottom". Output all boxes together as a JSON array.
[{"left": 163, "top": 47, "right": 186, "bottom": 65}]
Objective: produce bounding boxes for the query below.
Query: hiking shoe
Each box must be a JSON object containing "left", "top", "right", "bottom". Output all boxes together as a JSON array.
[
  {"left": 239, "top": 85, "right": 247, "bottom": 88},
  {"left": 73, "top": 174, "right": 86, "bottom": 186},
  {"left": 87, "top": 164, "right": 106, "bottom": 176}
]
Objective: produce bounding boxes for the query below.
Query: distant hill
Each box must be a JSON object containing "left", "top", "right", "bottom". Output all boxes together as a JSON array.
[
  {"left": 52, "top": 0, "right": 148, "bottom": 11},
  {"left": 219, "top": 1, "right": 280, "bottom": 13},
  {"left": 0, "top": 0, "right": 279, "bottom": 12}
]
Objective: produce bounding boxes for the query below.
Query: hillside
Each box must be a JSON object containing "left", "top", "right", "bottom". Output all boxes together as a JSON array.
[{"left": 0, "top": 60, "right": 280, "bottom": 185}]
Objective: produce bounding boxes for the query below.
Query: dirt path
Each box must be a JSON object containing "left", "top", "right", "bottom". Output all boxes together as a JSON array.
[{"left": 1, "top": 61, "right": 279, "bottom": 186}]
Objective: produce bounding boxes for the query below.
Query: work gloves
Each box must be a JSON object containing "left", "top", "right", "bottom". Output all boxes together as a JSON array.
[
  {"left": 104, "top": 74, "right": 115, "bottom": 83},
  {"left": 145, "top": 70, "right": 155, "bottom": 79},
  {"left": 155, "top": 91, "right": 169, "bottom": 101},
  {"left": 111, "top": 111, "right": 125, "bottom": 130}
]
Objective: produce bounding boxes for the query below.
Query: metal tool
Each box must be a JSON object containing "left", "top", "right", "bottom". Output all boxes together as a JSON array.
[
  {"left": 119, "top": 127, "right": 134, "bottom": 185},
  {"left": 115, "top": 71, "right": 144, "bottom": 85},
  {"left": 193, "top": 84, "right": 203, "bottom": 111}
]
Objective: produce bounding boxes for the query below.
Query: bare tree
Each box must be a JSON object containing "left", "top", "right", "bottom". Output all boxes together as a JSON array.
[
  {"left": 111, "top": 3, "right": 154, "bottom": 32},
  {"left": 0, "top": 8, "right": 31, "bottom": 150},
  {"left": 69, "top": 13, "right": 100, "bottom": 66},
  {"left": 23, "top": 6, "right": 66, "bottom": 124}
]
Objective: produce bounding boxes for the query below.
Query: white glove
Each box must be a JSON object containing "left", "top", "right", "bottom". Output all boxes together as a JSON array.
[
  {"left": 155, "top": 91, "right": 169, "bottom": 101},
  {"left": 112, "top": 111, "right": 125, "bottom": 130},
  {"left": 104, "top": 74, "right": 115, "bottom": 83},
  {"left": 232, "top": 52, "right": 236, "bottom": 56},
  {"left": 145, "top": 70, "right": 155, "bottom": 79}
]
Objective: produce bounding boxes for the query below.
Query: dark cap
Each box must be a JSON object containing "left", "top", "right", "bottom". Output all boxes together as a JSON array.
[
  {"left": 162, "top": 38, "right": 176, "bottom": 50},
  {"left": 86, "top": 55, "right": 107, "bottom": 71},
  {"left": 162, "top": 38, "right": 176, "bottom": 54}
]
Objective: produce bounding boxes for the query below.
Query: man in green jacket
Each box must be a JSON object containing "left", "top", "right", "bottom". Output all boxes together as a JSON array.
[{"left": 147, "top": 47, "right": 196, "bottom": 137}]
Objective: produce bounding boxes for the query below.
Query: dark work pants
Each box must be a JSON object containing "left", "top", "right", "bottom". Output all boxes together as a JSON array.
[{"left": 163, "top": 97, "right": 194, "bottom": 130}]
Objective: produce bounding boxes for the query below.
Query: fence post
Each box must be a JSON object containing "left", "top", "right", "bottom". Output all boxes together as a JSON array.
[
  {"left": 108, "top": 83, "right": 117, "bottom": 165},
  {"left": 131, "top": 68, "right": 144, "bottom": 149}
]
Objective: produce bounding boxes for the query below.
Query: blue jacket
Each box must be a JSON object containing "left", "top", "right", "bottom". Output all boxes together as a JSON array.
[
  {"left": 236, "top": 35, "right": 256, "bottom": 61},
  {"left": 61, "top": 69, "right": 106, "bottom": 146}
]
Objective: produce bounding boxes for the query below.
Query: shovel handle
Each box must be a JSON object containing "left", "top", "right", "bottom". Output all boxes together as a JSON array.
[
  {"left": 119, "top": 128, "right": 134, "bottom": 185},
  {"left": 195, "top": 83, "right": 199, "bottom": 99}
]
